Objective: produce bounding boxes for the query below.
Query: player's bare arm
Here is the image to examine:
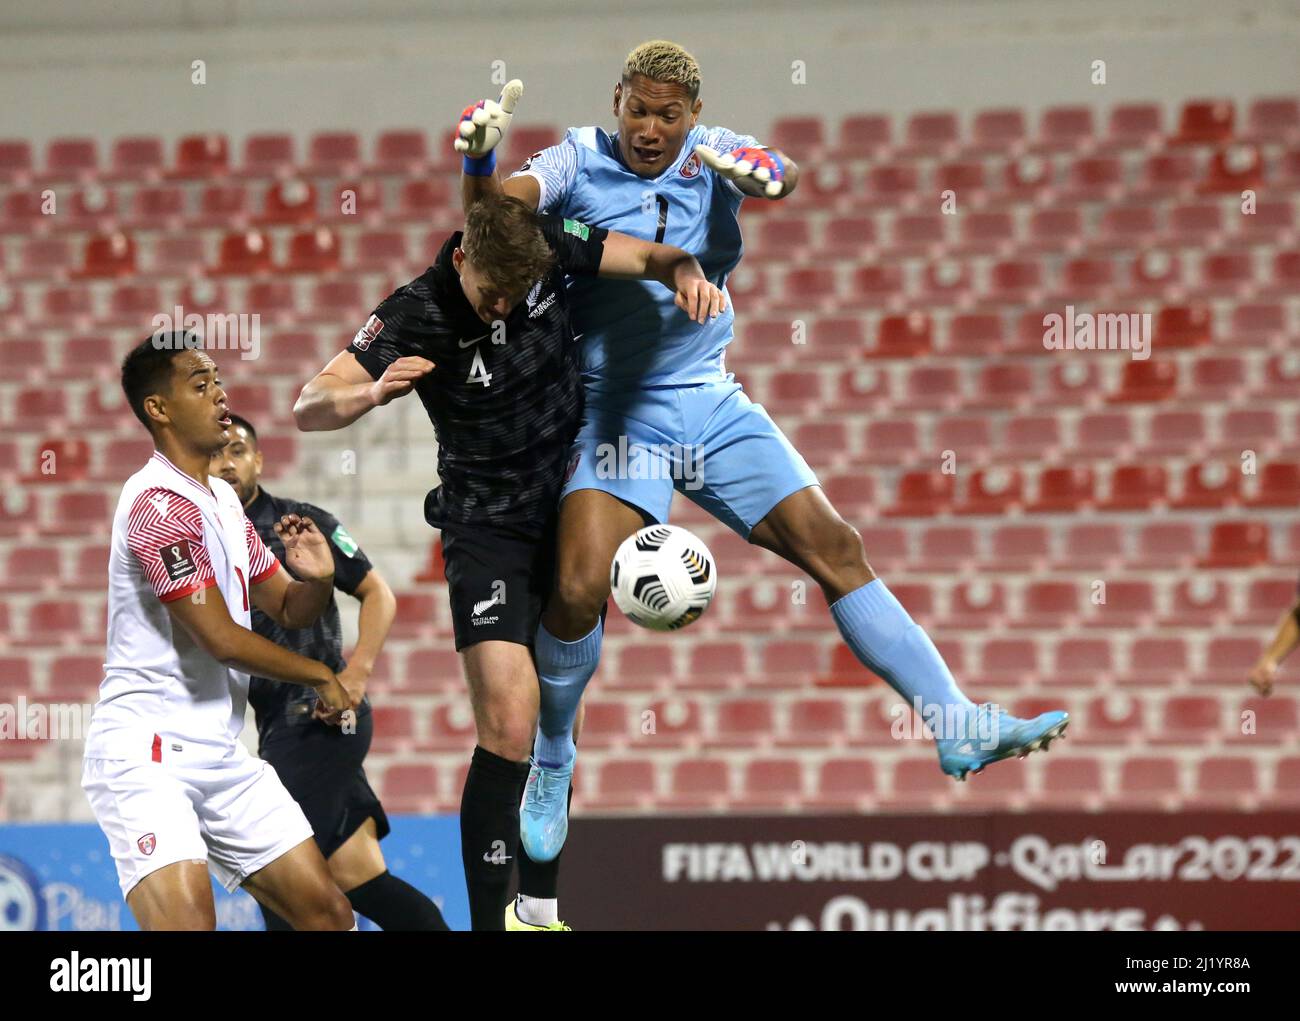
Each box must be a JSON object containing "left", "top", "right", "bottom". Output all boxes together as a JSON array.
[
  {"left": 1248, "top": 596, "right": 1300, "bottom": 696},
  {"left": 337, "top": 569, "right": 396, "bottom": 707},
  {"left": 165, "top": 585, "right": 351, "bottom": 713},
  {"left": 597, "top": 231, "right": 726, "bottom": 323},
  {"left": 250, "top": 514, "right": 334, "bottom": 628},
  {"left": 294, "top": 350, "right": 435, "bottom": 431}
]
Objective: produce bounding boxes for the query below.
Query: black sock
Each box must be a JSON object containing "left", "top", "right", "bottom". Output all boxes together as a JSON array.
[
  {"left": 260, "top": 905, "right": 294, "bottom": 931},
  {"left": 346, "top": 870, "right": 449, "bottom": 931},
  {"left": 516, "top": 781, "right": 573, "bottom": 900},
  {"left": 460, "top": 745, "right": 530, "bottom": 931}
]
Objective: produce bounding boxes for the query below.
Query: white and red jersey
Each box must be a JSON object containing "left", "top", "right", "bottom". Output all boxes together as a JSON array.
[{"left": 85, "top": 451, "right": 281, "bottom": 765}]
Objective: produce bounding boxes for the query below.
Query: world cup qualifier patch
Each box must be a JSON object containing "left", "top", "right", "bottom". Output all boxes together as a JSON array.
[
  {"left": 158, "top": 540, "right": 197, "bottom": 581},
  {"left": 563, "top": 218, "right": 590, "bottom": 241},
  {"left": 352, "top": 314, "right": 384, "bottom": 351}
]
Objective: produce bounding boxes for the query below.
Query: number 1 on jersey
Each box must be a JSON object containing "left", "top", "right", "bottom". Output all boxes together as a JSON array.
[{"left": 467, "top": 347, "right": 493, "bottom": 387}]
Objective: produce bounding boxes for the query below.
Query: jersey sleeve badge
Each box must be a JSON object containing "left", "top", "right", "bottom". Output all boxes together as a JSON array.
[
  {"left": 353, "top": 314, "right": 384, "bottom": 351},
  {"left": 330, "top": 523, "right": 359, "bottom": 558}
]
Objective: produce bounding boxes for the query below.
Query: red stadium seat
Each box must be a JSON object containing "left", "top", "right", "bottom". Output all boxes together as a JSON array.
[
  {"left": 1246, "top": 97, "right": 1300, "bottom": 139},
  {"left": 213, "top": 230, "right": 274, "bottom": 276},
  {"left": 1027, "top": 466, "right": 1094, "bottom": 513},
  {"left": 1247, "top": 463, "right": 1300, "bottom": 507},
  {"left": 1101, "top": 465, "right": 1167, "bottom": 510},
  {"left": 171, "top": 134, "right": 229, "bottom": 179},
  {"left": 1040, "top": 757, "right": 1104, "bottom": 808},
  {"left": 371, "top": 129, "right": 429, "bottom": 173},
  {"left": 1109, "top": 360, "right": 1177, "bottom": 403},
  {"left": 813, "top": 758, "right": 877, "bottom": 807},
  {"left": 1200, "top": 143, "right": 1263, "bottom": 194},
  {"left": 1040, "top": 105, "right": 1094, "bottom": 148},
  {"left": 283, "top": 227, "right": 341, "bottom": 274},
  {"left": 307, "top": 131, "right": 362, "bottom": 173},
  {"left": 1106, "top": 103, "right": 1162, "bottom": 148},
  {"left": 946, "top": 313, "right": 1005, "bottom": 356},
  {"left": 0, "top": 139, "right": 33, "bottom": 181},
  {"left": 45, "top": 137, "right": 98, "bottom": 177},
  {"left": 868, "top": 313, "right": 931, "bottom": 358},
  {"left": 822, "top": 216, "right": 876, "bottom": 259},
  {"left": 837, "top": 114, "right": 892, "bottom": 156},
  {"left": 883, "top": 471, "right": 954, "bottom": 518},
  {"left": 860, "top": 420, "right": 919, "bottom": 464},
  {"left": 255, "top": 179, "right": 317, "bottom": 227},
  {"left": 594, "top": 760, "right": 656, "bottom": 807},
  {"left": 711, "top": 699, "right": 774, "bottom": 748},
  {"left": 1172, "top": 462, "right": 1240, "bottom": 509},
  {"left": 1083, "top": 695, "right": 1145, "bottom": 746},
  {"left": 1199, "top": 520, "right": 1270, "bottom": 568},
  {"left": 987, "top": 259, "right": 1043, "bottom": 300},
  {"left": 1025, "top": 207, "right": 1083, "bottom": 253},
  {"left": 668, "top": 758, "right": 731, "bottom": 808},
  {"left": 933, "top": 160, "right": 986, "bottom": 194},
  {"left": 739, "top": 759, "right": 804, "bottom": 808},
  {"left": 128, "top": 185, "right": 185, "bottom": 229},
  {"left": 904, "top": 364, "right": 963, "bottom": 410},
  {"left": 0, "top": 547, "right": 63, "bottom": 593},
  {"left": 957, "top": 468, "right": 1023, "bottom": 515},
  {"left": 1173, "top": 99, "right": 1234, "bottom": 144},
  {"left": 902, "top": 110, "right": 959, "bottom": 155},
  {"left": 240, "top": 133, "right": 295, "bottom": 177},
  {"left": 78, "top": 232, "right": 137, "bottom": 278},
  {"left": 769, "top": 115, "right": 825, "bottom": 153},
  {"left": 326, "top": 179, "right": 386, "bottom": 223},
  {"left": 954, "top": 211, "right": 1014, "bottom": 256},
  {"left": 397, "top": 179, "right": 454, "bottom": 221},
  {"left": 971, "top": 108, "right": 1026, "bottom": 150}
]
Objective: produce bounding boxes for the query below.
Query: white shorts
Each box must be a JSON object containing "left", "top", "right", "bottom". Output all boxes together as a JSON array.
[{"left": 82, "top": 744, "right": 314, "bottom": 900}]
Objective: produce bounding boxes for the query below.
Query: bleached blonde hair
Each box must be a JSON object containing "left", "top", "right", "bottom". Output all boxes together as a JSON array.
[{"left": 622, "top": 40, "right": 701, "bottom": 100}]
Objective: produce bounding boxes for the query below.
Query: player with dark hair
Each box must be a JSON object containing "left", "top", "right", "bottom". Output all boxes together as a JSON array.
[
  {"left": 294, "top": 193, "right": 724, "bottom": 930},
  {"left": 82, "top": 333, "right": 357, "bottom": 931},
  {"left": 457, "top": 39, "right": 1069, "bottom": 866},
  {"left": 211, "top": 414, "right": 448, "bottom": 931}
]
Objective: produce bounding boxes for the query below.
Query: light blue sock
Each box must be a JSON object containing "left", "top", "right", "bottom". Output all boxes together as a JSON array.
[
  {"left": 830, "top": 579, "right": 975, "bottom": 732},
  {"left": 533, "top": 619, "right": 603, "bottom": 768}
]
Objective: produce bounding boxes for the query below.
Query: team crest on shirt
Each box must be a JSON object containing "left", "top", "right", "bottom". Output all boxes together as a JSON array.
[
  {"left": 680, "top": 152, "right": 701, "bottom": 178},
  {"left": 564, "top": 451, "right": 581, "bottom": 484},
  {"left": 519, "top": 150, "right": 543, "bottom": 171},
  {"left": 158, "top": 540, "right": 197, "bottom": 582},
  {"left": 352, "top": 314, "right": 384, "bottom": 351},
  {"left": 137, "top": 833, "right": 156, "bottom": 856}
]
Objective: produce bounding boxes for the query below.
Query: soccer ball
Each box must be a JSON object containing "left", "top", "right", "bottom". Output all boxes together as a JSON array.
[{"left": 610, "top": 525, "right": 717, "bottom": 631}]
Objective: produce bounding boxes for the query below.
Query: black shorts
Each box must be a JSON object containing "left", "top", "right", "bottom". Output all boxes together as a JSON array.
[
  {"left": 260, "top": 709, "right": 390, "bottom": 860},
  {"left": 442, "top": 522, "right": 556, "bottom": 651}
]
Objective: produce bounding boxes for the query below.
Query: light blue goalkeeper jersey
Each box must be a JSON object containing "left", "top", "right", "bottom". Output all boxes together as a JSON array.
[{"left": 511, "top": 123, "right": 760, "bottom": 393}]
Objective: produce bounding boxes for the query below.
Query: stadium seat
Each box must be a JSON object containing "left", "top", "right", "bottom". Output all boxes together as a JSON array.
[
  {"left": 1027, "top": 466, "right": 1094, "bottom": 512},
  {"left": 170, "top": 134, "right": 229, "bottom": 178},
  {"left": 1248, "top": 463, "right": 1300, "bottom": 506},
  {"left": 0, "top": 139, "right": 33, "bottom": 181},
  {"left": 738, "top": 758, "right": 804, "bottom": 808},
  {"left": 78, "top": 232, "right": 137, "bottom": 278},
  {"left": 1040, "top": 757, "right": 1104, "bottom": 809},
  {"left": 1100, "top": 464, "right": 1167, "bottom": 510},
  {"left": 380, "top": 765, "right": 439, "bottom": 814},
  {"left": 240, "top": 133, "right": 295, "bottom": 177},
  {"left": 901, "top": 110, "right": 959, "bottom": 156},
  {"left": 1040, "top": 105, "right": 1094, "bottom": 148},
  {"left": 283, "top": 227, "right": 341, "bottom": 274},
  {"left": 0, "top": 547, "right": 63, "bottom": 593},
  {"left": 836, "top": 114, "right": 892, "bottom": 157},
  {"left": 970, "top": 107, "right": 1026, "bottom": 152},
  {"left": 19, "top": 600, "right": 84, "bottom": 647},
  {"left": 883, "top": 471, "right": 954, "bottom": 517},
  {"left": 822, "top": 216, "right": 876, "bottom": 260},
  {"left": 1199, "top": 143, "right": 1263, "bottom": 193},
  {"left": 1172, "top": 462, "right": 1241, "bottom": 509},
  {"left": 944, "top": 579, "right": 1006, "bottom": 631},
  {"left": 668, "top": 758, "right": 731, "bottom": 809},
  {"left": 45, "top": 137, "right": 98, "bottom": 178},
  {"left": 257, "top": 179, "right": 318, "bottom": 226},
  {"left": 1173, "top": 99, "right": 1235, "bottom": 144},
  {"left": 859, "top": 419, "right": 919, "bottom": 464},
  {"left": 811, "top": 758, "right": 877, "bottom": 808},
  {"left": 1109, "top": 360, "right": 1177, "bottom": 403},
  {"left": 371, "top": 129, "right": 429, "bottom": 174},
  {"left": 956, "top": 467, "right": 1022, "bottom": 515},
  {"left": 989, "top": 524, "right": 1050, "bottom": 572},
  {"left": 306, "top": 131, "right": 362, "bottom": 174},
  {"left": 1199, "top": 520, "right": 1270, "bottom": 568},
  {"left": 711, "top": 699, "right": 775, "bottom": 749},
  {"left": 396, "top": 179, "right": 454, "bottom": 222},
  {"left": 593, "top": 759, "right": 656, "bottom": 808},
  {"left": 869, "top": 313, "right": 932, "bottom": 358},
  {"left": 212, "top": 230, "right": 274, "bottom": 276},
  {"left": 1083, "top": 695, "right": 1145, "bottom": 747}
]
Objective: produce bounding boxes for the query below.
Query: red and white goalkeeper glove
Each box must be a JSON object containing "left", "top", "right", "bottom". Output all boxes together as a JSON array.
[
  {"left": 454, "top": 79, "right": 524, "bottom": 173},
  {"left": 693, "top": 143, "right": 785, "bottom": 198}
]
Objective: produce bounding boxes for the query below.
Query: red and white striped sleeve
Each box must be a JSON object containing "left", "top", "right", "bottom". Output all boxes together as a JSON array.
[
  {"left": 126, "top": 487, "right": 216, "bottom": 603},
  {"left": 244, "top": 515, "right": 281, "bottom": 586}
]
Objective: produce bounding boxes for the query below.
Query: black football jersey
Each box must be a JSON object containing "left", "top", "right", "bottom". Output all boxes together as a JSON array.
[{"left": 349, "top": 215, "right": 607, "bottom": 537}]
